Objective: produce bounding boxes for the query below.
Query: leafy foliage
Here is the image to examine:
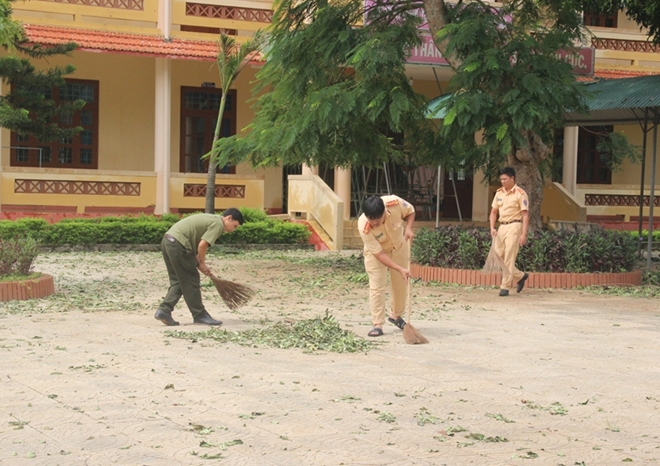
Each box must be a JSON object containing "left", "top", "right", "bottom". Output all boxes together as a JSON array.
[
  {"left": 411, "top": 226, "right": 492, "bottom": 270},
  {"left": 0, "top": 236, "right": 39, "bottom": 277},
  {"left": 204, "top": 32, "right": 266, "bottom": 213},
  {"left": 220, "top": 220, "right": 310, "bottom": 244},
  {"left": 0, "top": 0, "right": 83, "bottom": 141},
  {"left": 629, "top": 229, "right": 660, "bottom": 242},
  {"left": 412, "top": 226, "right": 638, "bottom": 273},
  {"left": 166, "top": 312, "right": 373, "bottom": 353},
  {"left": 0, "top": 211, "right": 310, "bottom": 245},
  {"left": 436, "top": 0, "right": 591, "bottom": 179},
  {"left": 214, "top": 0, "right": 444, "bottom": 170}
]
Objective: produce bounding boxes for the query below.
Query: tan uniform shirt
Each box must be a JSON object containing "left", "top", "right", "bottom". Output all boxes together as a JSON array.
[
  {"left": 491, "top": 184, "right": 529, "bottom": 222},
  {"left": 357, "top": 195, "right": 415, "bottom": 255}
]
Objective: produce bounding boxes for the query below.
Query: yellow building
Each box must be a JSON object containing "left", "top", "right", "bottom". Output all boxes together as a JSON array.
[
  {"left": 2, "top": 0, "right": 279, "bottom": 215},
  {"left": 1, "top": 1, "right": 659, "bottom": 246}
]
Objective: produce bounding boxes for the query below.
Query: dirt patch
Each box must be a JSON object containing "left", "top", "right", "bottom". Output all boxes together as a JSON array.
[{"left": 1, "top": 249, "right": 659, "bottom": 465}]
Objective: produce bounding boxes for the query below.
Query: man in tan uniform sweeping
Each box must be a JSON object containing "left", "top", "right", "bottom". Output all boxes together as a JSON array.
[
  {"left": 358, "top": 195, "right": 415, "bottom": 337},
  {"left": 489, "top": 167, "right": 529, "bottom": 297}
]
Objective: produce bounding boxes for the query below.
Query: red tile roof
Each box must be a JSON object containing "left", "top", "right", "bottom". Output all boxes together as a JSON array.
[{"left": 23, "top": 24, "right": 264, "bottom": 62}]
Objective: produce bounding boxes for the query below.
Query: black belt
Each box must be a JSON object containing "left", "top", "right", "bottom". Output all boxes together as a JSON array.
[
  {"left": 164, "top": 234, "right": 176, "bottom": 243},
  {"left": 500, "top": 220, "right": 522, "bottom": 225}
]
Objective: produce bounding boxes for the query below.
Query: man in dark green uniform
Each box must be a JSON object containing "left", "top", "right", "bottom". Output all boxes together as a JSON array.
[{"left": 154, "top": 208, "right": 244, "bottom": 326}]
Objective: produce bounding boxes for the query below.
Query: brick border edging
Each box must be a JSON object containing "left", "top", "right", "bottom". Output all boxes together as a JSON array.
[
  {"left": 0, "top": 274, "right": 55, "bottom": 301},
  {"left": 410, "top": 264, "right": 642, "bottom": 289}
]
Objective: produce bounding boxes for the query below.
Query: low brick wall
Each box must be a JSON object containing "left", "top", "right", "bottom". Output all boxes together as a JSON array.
[
  {"left": 0, "top": 274, "right": 55, "bottom": 301},
  {"left": 411, "top": 264, "right": 643, "bottom": 289}
]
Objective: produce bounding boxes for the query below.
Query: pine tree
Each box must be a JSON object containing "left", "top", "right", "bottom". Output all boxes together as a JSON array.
[{"left": 0, "top": 0, "right": 84, "bottom": 142}]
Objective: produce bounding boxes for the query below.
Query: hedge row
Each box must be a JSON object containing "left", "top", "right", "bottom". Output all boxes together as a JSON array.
[
  {"left": 628, "top": 229, "right": 660, "bottom": 242},
  {"left": 412, "top": 226, "right": 638, "bottom": 273},
  {"left": 0, "top": 209, "right": 310, "bottom": 245}
]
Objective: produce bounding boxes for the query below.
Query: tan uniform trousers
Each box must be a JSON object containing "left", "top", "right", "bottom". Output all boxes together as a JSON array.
[
  {"left": 493, "top": 223, "right": 526, "bottom": 290},
  {"left": 364, "top": 245, "right": 408, "bottom": 326}
]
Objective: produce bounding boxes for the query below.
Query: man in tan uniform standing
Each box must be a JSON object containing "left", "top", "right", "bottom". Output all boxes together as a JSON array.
[
  {"left": 358, "top": 195, "right": 415, "bottom": 337},
  {"left": 489, "top": 167, "right": 529, "bottom": 297}
]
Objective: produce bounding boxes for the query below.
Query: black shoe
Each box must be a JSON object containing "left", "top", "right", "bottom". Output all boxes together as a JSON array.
[
  {"left": 387, "top": 316, "right": 407, "bottom": 330},
  {"left": 193, "top": 312, "right": 223, "bottom": 326},
  {"left": 516, "top": 273, "right": 529, "bottom": 293},
  {"left": 154, "top": 309, "right": 179, "bottom": 326},
  {"left": 499, "top": 289, "right": 509, "bottom": 297}
]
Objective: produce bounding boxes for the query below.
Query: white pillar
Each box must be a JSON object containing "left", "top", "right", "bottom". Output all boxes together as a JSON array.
[
  {"left": 154, "top": 58, "right": 171, "bottom": 214},
  {"left": 301, "top": 164, "right": 318, "bottom": 176},
  {"left": 334, "top": 166, "right": 351, "bottom": 219},
  {"left": 158, "top": 0, "right": 171, "bottom": 38},
  {"left": 562, "top": 126, "right": 579, "bottom": 196}
]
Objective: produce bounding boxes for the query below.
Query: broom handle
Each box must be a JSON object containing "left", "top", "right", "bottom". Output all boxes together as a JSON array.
[{"left": 407, "top": 238, "right": 412, "bottom": 323}]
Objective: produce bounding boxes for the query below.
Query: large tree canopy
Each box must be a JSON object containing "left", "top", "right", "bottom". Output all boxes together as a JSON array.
[
  {"left": 214, "top": 0, "right": 445, "bottom": 170},
  {"left": 219, "top": 0, "right": 660, "bottom": 229}
]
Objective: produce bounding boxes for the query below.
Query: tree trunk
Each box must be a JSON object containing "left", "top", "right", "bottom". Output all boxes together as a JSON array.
[
  {"left": 423, "top": 0, "right": 460, "bottom": 70},
  {"left": 205, "top": 94, "right": 228, "bottom": 214},
  {"left": 205, "top": 160, "right": 218, "bottom": 213},
  {"left": 508, "top": 130, "right": 548, "bottom": 233},
  {"left": 423, "top": 1, "right": 546, "bottom": 232}
]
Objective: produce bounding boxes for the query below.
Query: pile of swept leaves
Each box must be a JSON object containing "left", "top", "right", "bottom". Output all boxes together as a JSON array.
[{"left": 166, "top": 312, "right": 373, "bottom": 353}]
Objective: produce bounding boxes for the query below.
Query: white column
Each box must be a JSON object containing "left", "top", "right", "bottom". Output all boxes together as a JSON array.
[
  {"left": 301, "top": 164, "right": 318, "bottom": 176},
  {"left": 334, "top": 166, "right": 351, "bottom": 219},
  {"left": 562, "top": 126, "right": 579, "bottom": 196},
  {"left": 154, "top": 58, "right": 171, "bottom": 214},
  {"left": 158, "top": 0, "right": 171, "bottom": 38}
]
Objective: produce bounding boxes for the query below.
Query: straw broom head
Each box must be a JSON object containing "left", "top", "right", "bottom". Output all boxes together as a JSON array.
[
  {"left": 404, "top": 240, "right": 429, "bottom": 345},
  {"left": 403, "top": 321, "right": 429, "bottom": 345},
  {"left": 482, "top": 241, "right": 508, "bottom": 274},
  {"left": 209, "top": 274, "right": 255, "bottom": 310}
]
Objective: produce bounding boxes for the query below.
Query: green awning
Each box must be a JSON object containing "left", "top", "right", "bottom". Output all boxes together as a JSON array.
[
  {"left": 565, "top": 74, "right": 660, "bottom": 126},
  {"left": 425, "top": 93, "right": 453, "bottom": 119}
]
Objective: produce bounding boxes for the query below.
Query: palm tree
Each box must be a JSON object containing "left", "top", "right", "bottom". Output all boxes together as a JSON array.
[{"left": 205, "top": 31, "right": 265, "bottom": 213}]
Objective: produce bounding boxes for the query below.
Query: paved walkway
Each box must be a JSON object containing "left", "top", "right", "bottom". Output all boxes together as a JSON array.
[{"left": 1, "top": 251, "right": 659, "bottom": 465}]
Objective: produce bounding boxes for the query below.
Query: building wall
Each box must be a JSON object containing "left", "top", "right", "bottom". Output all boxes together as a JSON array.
[
  {"left": 610, "top": 125, "right": 660, "bottom": 186},
  {"left": 4, "top": 0, "right": 660, "bottom": 220},
  {"left": 0, "top": 51, "right": 157, "bottom": 172}
]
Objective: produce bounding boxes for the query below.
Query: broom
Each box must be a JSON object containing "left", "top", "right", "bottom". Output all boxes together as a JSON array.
[
  {"left": 403, "top": 239, "right": 429, "bottom": 345},
  {"left": 209, "top": 273, "right": 255, "bottom": 310},
  {"left": 482, "top": 239, "right": 508, "bottom": 274}
]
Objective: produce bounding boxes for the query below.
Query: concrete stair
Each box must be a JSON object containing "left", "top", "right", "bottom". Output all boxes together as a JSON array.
[{"left": 343, "top": 219, "right": 363, "bottom": 249}]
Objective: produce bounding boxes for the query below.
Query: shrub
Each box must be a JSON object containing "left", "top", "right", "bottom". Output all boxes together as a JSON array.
[
  {"left": 0, "top": 213, "right": 310, "bottom": 245},
  {"left": 0, "top": 237, "right": 39, "bottom": 277},
  {"left": 412, "top": 226, "right": 638, "bottom": 273},
  {"left": 411, "top": 226, "right": 490, "bottom": 269},
  {"left": 629, "top": 230, "right": 660, "bottom": 242},
  {"left": 220, "top": 220, "right": 310, "bottom": 244},
  {"left": 237, "top": 207, "right": 269, "bottom": 223},
  {"left": 0, "top": 218, "right": 49, "bottom": 241}
]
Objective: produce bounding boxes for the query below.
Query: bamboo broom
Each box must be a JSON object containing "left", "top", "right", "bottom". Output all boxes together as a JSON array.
[
  {"left": 482, "top": 239, "right": 508, "bottom": 274},
  {"left": 403, "top": 239, "right": 429, "bottom": 345},
  {"left": 209, "top": 273, "right": 255, "bottom": 310}
]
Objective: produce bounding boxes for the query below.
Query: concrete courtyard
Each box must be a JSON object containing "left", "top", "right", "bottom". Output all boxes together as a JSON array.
[{"left": 1, "top": 250, "right": 659, "bottom": 465}]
